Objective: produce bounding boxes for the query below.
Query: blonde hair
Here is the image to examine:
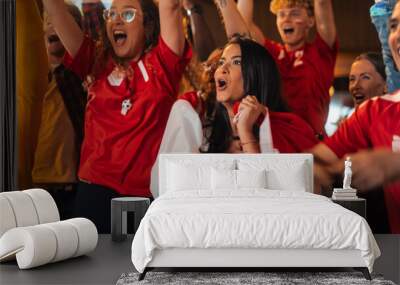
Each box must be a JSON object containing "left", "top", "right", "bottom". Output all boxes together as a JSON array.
[{"left": 270, "top": 0, "right": 314, "bottom": 16}]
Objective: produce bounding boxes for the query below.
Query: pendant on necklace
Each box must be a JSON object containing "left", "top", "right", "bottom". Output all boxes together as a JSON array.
[{"left": 121, "top": 99, "right": 132, "bottom": 116}]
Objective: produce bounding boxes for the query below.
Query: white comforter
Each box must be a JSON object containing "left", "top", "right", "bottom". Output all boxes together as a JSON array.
[{"left": 131, "top": 190, "right": 380, "bottom": 273}]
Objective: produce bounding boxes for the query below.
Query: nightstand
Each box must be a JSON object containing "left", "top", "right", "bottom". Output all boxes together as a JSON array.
[
  {"left": 111, "top": 197, "right": 150, "bottom": 242},
  {"left": 331, "top": 198, "right": 366, "bottom": 219}
]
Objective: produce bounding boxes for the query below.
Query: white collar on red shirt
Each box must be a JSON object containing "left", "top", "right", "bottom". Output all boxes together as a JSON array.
[
  {"left": 381, "top": 90, "right": 400, "bottom": 102},
  {"left": 138, "top": 60, "right": 149, "bottom": 82},
  {"left": 107, "top": 59, "right": 149, "bottom": 87}
]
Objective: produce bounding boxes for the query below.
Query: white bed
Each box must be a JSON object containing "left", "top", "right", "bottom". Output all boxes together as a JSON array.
[{"left": 131, "top": 154, "right": 380, "bottom": 280}]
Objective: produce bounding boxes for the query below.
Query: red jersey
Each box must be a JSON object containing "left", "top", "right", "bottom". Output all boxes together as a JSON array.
[
  {"left": 269, "top": 111, "right": 318, "bottom": 153},
  {"left": 64, "top": 37, "right": 191, "bottom": 197},
  {"left": 180, "top": 91, "right": 318, "bottom": 153},
  {"left": 324, "top": 92, "right": 400, "bottom": 233},
  {"left": 264, "top": 34, "right": 338, "bottom": 137}
]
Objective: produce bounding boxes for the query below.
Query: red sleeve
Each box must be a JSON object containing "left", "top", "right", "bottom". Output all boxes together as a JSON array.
[
  {"left": 149, "top": 37, "right": 192, "bottom": 98},
  {"left": 178, "top": 91, "right": 205, "bottom": 116},
  {"left": 263, "top": 38, "right": 283, "bottom": 60},
  {"left": 270, "top": 112, "right": 318, "bottom": 153},
  {"left": 323, "top": 103, "right": 372, "bottom": 158},
  {"left": 179, "top": 91, "right": 199, "bottom": 108},
  {"left": 63, "top": 36, "right": 96, "bottom": 80}
]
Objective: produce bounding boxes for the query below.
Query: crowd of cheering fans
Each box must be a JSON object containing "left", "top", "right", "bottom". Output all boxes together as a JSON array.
[{"left": 28, "top": 0, "right": 400, "bottom": 234}]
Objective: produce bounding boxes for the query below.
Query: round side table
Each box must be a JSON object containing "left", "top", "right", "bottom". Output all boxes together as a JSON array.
[{"left": 111, "top": 197, "right": 150, "bottom": 242}]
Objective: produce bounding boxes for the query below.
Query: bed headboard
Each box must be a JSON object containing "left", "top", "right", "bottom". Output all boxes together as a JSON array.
[{"left": 155, "top": 153, "right": 313, "bottom": 197}]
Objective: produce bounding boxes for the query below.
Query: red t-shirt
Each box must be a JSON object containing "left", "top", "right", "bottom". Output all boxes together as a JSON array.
[
  {"left": 324, "top": 92, "right": 400, "bottom": 233},
  {"left": 180, "top": 91, "right": 318, "bottom": 153},
  {"left": 64, "top": 37, "right": 191, "bottom": 197},
  {"left": 264, "top": 34, "right": 338, "bottom": 137},
  {"left": 269, "top": 111, "right": 318, "bottom": 153}
]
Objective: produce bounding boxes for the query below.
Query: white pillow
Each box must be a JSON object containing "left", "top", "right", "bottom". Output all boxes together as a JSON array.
[
  {"left": 167, "top": 159, "right": 235, "bottom": 191},
  {"left": 237, "top": 169, "right": 267, "bottom": 189},
  {"left": 211, "top": 168, "right": 267, "bottom": 190},
  {"left": 238, "top": 159, "right": 308, "bottom": 191},
  {"left": 211, "top": 168, "right": 236, "bottom": 190}
]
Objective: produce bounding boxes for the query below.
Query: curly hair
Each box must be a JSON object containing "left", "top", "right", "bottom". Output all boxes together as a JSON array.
[{"left": 270, "top": 0, "right": 314, "bottom": 16}]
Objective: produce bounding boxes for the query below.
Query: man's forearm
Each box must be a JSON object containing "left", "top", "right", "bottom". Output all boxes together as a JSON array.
[
  {"left": 214, "top": 0, "right": 250, "bottom": 38},
  {"left": 314, "top": 0, "right": 336, "bottom": 48}
]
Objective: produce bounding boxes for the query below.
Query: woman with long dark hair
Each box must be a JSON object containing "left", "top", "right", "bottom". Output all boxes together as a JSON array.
[
  {"left": 172, "top": 36, "right": 316, "bottom": 153},
  {"left": 42, "top": 0, "right": 191, "bottom": 233},
  {"left": 151, "top": 36, "right": 317, "bottom": 196}
]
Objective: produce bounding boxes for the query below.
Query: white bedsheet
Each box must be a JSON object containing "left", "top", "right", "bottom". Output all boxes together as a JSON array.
[{"left": 131, "top": 190, "right": 380, "bottom": 273}]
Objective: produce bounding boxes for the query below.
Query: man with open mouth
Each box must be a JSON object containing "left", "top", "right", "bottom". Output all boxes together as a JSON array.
[
  {"left": 214, "top": 0, "right": 338, "bottom": 140},
  {"left": 32, "top": 1, "right": 89, "bottom": 221}
]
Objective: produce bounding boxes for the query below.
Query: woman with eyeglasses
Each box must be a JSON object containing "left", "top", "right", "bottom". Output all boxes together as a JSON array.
[{"left": 42, "top": 0, "right": 191, "bottom": 233}]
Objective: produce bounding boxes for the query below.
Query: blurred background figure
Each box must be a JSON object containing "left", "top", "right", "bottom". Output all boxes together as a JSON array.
[
  {"left": 330, "top": 52, "right": 387, "bottom": 129},
  {"left": 349, "top": 52, "right": 387, "bottom": 107},
  {"left": 180, "top": 0, "right": 217, "bottom": 94},
  {"left": 33, "top": 0, "right": 105, "bottom": 220}
]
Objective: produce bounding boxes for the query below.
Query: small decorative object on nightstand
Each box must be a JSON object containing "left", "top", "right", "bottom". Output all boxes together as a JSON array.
[
  {"left": 332, "top": 157, "right": 358, "bottom": 200},
  {"left": 111, "top": 197, "right": 150, "bottom": 242},
  {"left": 331, "top": 157, "right": 366, "bottom": 218}
]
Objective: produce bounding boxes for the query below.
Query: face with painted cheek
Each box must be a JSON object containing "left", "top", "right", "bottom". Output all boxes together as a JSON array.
[
  {"left": 106, "top": 0, "right": 145, "bottom": 61},
  {"left": 276, "top": 5, "right": 314, "bottom": 50},
  {"left": 214, "top": 44, "right": 245, "bottom": 104},
  {"left": 389, "top": 2, "right": 400, "bottom": 71},
  {"left": 349, "top": 59, "right": 387, "bottom": 106}
]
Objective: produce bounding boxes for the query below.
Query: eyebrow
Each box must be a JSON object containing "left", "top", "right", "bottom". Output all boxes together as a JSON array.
[
  {"left": 231, "top": 55, "right": 242, "bottom": 59},
  {"left": 349, "top": 72, "right": 372, "bottom": 78},
  {"left": 110, "top": 5, "right": 136, "bottom": 9}
]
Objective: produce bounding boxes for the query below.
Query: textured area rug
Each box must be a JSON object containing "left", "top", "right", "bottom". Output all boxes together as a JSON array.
[{"left": 116, "top": 271, "right": 395, "bottom": 285}]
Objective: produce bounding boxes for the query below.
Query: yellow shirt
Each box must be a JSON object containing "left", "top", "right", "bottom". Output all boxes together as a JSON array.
[{"left": 32, "top": 80, "right": 78, "bottom": 184}]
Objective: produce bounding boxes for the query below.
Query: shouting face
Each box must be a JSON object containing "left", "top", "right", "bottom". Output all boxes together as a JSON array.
[
  {"left": 43, "top": 14, "right": 65, "bottom": 63},
  {"left": 349, "top": 59, "right": 386, "bottom": 106},
  {"left": 276, "top": 5, "right": 314, "bottom": 51},
  {"left": 214, "top": 44, "right": 244, "bottom": 104},
  {"left": 106, "top": 0, "right": 145, "bottom": 61}
]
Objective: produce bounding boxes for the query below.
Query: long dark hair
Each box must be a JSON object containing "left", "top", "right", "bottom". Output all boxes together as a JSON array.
[
  {"left": 92, "top": 0, "right": 160, "bottom": 77},
  {"left": 207, "top": 36, "right": 288, "bottom": 153}
]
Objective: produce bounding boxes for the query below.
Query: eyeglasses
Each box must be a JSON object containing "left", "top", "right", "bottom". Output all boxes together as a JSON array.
[{"left": 103, "top": 8, "right": 137, "bottom": 24}]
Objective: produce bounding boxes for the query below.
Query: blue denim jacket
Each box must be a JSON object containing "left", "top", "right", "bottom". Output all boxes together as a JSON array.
[{"left": 370, "top": 0, "right": 400, "bottom": 93}]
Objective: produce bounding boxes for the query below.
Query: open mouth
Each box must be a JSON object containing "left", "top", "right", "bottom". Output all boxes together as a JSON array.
[
  {"left": 113, "top": 30, "right": 127, "bottom": 46},
  {"left": 353, "top": 93, "right": 365, "bottom": 104},
  {"left": 48, "top": 34, "right": 60, "bottom": 44},
  {"left": 216, "top": 78, "right": 227, "bottom": 91},
  {"left": 283, "top": 28, "right": 295, "bottom": 35}
]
